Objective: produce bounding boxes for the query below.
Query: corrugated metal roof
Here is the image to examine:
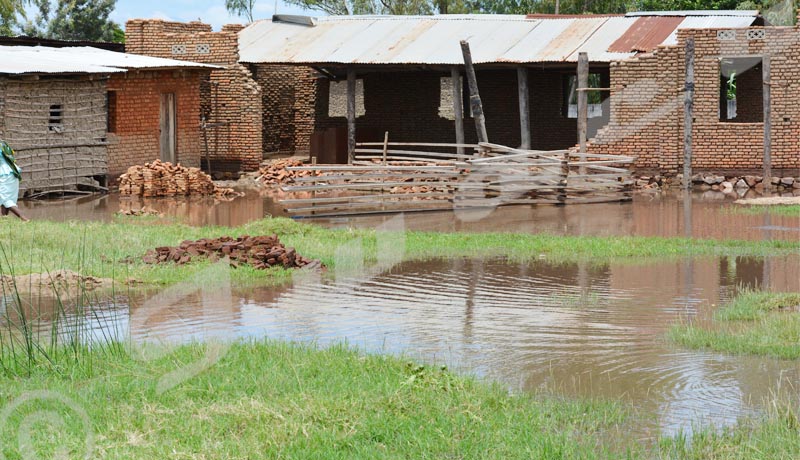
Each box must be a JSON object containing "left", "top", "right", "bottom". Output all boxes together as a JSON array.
[
  {"left": 0, "top": 46, "right": 219, "bottom": 75},
  {"left": 238, "top": 12, "right": 759, "bottom": 66},
  {"left": 626, "top": 10, "right": 759, "bottom": 17},
  {"left": 661, "top": 16, "right": 760, "bottom": 45},
  {"left": 608, "top": 16, "right": 684, "bottom": 53}
]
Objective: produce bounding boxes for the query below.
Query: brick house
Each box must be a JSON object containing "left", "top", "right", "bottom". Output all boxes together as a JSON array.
[{"left": 0, "top": 44, "right": 215, "bottom": 194}]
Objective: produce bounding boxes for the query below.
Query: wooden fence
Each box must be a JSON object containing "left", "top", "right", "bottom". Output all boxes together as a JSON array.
[{"left": 280, "top": 141, "right": 632, "bottom": 218}]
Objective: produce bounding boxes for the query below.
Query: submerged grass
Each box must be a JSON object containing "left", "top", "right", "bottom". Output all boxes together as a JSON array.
[
  {"left": 0, "top": 218, "right": 797, "bottom": 287},
  {"left": 669, "top": 289, "right": 800, "bottom": 359},
  {"left": 726, "top": 204, "right": 800, "bottom": 217}
]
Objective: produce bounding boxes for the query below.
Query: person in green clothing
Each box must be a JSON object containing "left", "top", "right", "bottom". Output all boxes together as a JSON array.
[{"left": 0, "top": 140, "right": 29, "bottom": 222}]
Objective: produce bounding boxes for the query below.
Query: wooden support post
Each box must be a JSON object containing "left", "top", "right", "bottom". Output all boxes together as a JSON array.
[
  {"left": 577, "top": 52, "right": 588, "bottom": 174},
  {"left": 763, "top": 54, "right": 772, "bottom": 193},
  {"left": 517, "top": 67, "right": 531, "bottom": 150},
  {"left": 347, "top": 69, "right": 356, "bottom": 164},
  {"left": 382, "top": 131, "right": 389, "bottom": 165},
  {"left": 452, "top": 67, "right": 465, "bottom": 155},
  {"left": 683, "top": 38, "right": 695, "bottom": 190},
  {"left": 460, "top": 40, "right": 488, "bottom": 143}
]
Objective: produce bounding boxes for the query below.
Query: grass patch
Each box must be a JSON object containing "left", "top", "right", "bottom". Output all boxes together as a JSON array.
[
  {"left": 0, "top": 340, "right": 798, "bottom": 459},
  {"left": 0, "top": 340, "right": 632, "bottom": 459},
  {"left": 726, "top": 204, "right": 800, "bottom": 217},
  {"left": 669, "top": 290, "right": 800, "bottom": 359},
  {"left": 0, "top": 218, "right": 797, "bottom": 287}
]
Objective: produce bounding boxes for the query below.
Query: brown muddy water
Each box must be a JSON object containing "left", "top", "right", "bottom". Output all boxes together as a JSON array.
[
  {"left": 6, "top": 254, "right": 799, "bottom": 438},
  {"left": 18, "top": 188, "right": 800, "bottom": 241}
]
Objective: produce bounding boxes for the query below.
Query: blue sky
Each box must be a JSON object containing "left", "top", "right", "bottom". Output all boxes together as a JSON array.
[{"left": 111, "top": 0, "right": 311, "bottom": 31}]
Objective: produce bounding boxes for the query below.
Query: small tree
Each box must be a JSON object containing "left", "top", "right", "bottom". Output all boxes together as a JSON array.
[
  {"left": 225, "top": 0, "right": 257, "bottom": 22},
  {"left": 21, "top": 0, "right": 123, "bottom": 42}
]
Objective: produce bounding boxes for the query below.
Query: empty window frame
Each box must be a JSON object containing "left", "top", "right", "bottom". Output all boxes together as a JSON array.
[
  {"left": 720, "top": 57, "right": 763, "bottom": 123},
  {"left": 107, "top": 91, "right": 118, "bottom": 133},
  {"left": 563, "top": 73, "right": 606, "bottom": 119},
  {"left": 328, "top": 79, "right": 365, "bottom": 118},
  {"left": 48, "top": 104, "right": 64, "bottom": 133}
]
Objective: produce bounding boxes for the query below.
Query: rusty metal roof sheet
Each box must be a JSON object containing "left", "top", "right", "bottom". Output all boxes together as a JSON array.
[
  {"left": 0, "top": 45, "right": 219, "bottom": 75},
  {"left": 239, "top": 12, "right": 759, "bottom": 66},
  {"left": 608, "top": 16, "right": 684, "bottom": 53}
]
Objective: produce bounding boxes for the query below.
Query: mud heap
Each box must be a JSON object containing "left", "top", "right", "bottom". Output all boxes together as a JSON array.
[
  {"left": 119, "top": 160, "right": 240, "bottom": 198},
  {"left": 257, "top": 159, "right": 320, "bottom": 185},
  {"left": 143, "top": 235, "right": 321, "bottom": 270}
]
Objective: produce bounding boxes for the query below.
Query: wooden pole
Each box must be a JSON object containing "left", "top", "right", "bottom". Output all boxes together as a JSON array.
[
  {"left": 452, "top": 67, "right": 465, "bottom": 155},
  {"left": 382, "top": 131, "right": 389, "bottom": 165},
  {"left": 347, "top": 69, "right": 356, "bottom": 164},
  {"left": 763, "top": 54, "right": 772, "bottom": 193},
  {"left": 517, "top": 67, "right": 531, "bottom": 150},
  {"left": 683, "top": 37, "right": 695, "bottom": 190},
  {"left": 577, "top": 52, "right": 588, "bottom": 174},
  {"left": 460, "top": 40, "right": 488, "bottom": 143}
]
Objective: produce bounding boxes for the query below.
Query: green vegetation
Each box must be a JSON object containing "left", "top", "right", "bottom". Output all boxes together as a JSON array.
[
  {"left": 0, "top": 340, "right": 630, "bottom": 459},
  {"left": 669, "top": 290, "right": 800, "bottom": 359},
  {"left": 0, "top": 339, "right": 798, "bottom": 459},
  {"left": 0, "top": 218, "right": 797, "bottom": 286},
  {"left": 727, "top": 204, "right": 800, "bottom": 217}
]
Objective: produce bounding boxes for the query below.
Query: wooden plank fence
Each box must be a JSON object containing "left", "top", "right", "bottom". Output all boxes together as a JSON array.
[{"left": 280, "top": 141, "right": 633, "bottom": 218}]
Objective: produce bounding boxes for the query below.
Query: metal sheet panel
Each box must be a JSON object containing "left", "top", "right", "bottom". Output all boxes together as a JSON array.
[
  {"left": 238, "top": 12, "right": 761, "bottom": 66},
  {"left": 0, "top": 46, "right": 218, "bottom": 75},
  {"left": 608, "top": 16, "right": 684, "bottom": 53},
  {"left": 661, "top": 16, "right": 759, "bottom": 45}
]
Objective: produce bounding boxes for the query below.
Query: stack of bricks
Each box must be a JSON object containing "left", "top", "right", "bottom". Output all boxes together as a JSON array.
[
  {"left": 118, "top": 160, "right": 239, "bottom": 197},
  {"left": 125, "top": 19, "right": 263, "bottom": 172}
]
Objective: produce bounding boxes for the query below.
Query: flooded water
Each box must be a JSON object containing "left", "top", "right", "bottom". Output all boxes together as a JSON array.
[
  {"left": 9, "top": 254, "right": 799, "bottom": 438},
  {"left": 17, "top": 188, "right": 800, "bottom": 241}
]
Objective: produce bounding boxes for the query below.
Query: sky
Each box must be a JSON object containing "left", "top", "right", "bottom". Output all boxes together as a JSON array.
[{"left": 111, "top": 0, "right": 312, "bottom": 31}]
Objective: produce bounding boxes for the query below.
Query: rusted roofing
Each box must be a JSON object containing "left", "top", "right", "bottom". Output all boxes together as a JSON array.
[
  {"left": 608, "top": 16, "right": 684, "bottom": 53},
  {"left": 239, "top": 12, "right": 760, "bottom": 66}
]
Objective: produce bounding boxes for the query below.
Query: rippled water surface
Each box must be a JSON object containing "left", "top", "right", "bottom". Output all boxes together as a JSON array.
[{"left": 12, "top": 254, "right": 799, "bottom": 438}]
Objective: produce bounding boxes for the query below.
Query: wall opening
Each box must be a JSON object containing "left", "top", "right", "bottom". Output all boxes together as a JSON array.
[
  {"left": 107, "top": 91, "right": 118, "bottom": 133},
  {"left": 48, "top": 104, "right": 64, "bottom": 133},
  {"left": 438, "top": 76, "right": 471, "bottom": 120},
  {"left": 719, "top": 57, "right": 763, "bottom": 123},
  {"left": 328, "top": 79, "right": 365, "bottom": 118},
  {"left": 563, "top": 73, "right": 605, "bottom": 119}
]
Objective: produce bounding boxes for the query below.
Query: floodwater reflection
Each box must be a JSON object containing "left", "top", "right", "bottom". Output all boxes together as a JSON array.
[{"left": 12, "top": 254, "right": 800, "bottom": 438}]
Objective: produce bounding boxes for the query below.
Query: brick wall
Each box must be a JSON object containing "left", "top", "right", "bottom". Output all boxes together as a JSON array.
[
  {"left": 312, "top": 68, "right": 594, "bottom": 150},
  {"left": 107, "top": 70, "right": 207, "bottom": 177},
  {"left": 125, "top": 19, "right": 262, "bottom": 171},
  {"left": 589, "top": 26, "right": 800, "bottom": 176},
  {"left": 251, "top": 64, "right": 318, "bottom": 156}
]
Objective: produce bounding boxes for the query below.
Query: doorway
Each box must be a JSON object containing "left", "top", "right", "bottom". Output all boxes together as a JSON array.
[{"left": 160, "top": 93, "right": 177, "bottom": 163}]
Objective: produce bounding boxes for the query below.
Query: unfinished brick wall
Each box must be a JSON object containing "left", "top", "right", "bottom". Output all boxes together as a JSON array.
[
  {"left": 590, "top": 26, "right": 800, "bottom": 176},
  {"left": 106, "top": 70, "right": 207, "bottom": 177},
  {"left": 251, "top": 64, "right": 318, "bottom": 156},
  {"left": 313, "top": 69, "right": 590, "bottom": 151},
  {"left": 125, "top": 19, "right": 262, "bottom": 171}
]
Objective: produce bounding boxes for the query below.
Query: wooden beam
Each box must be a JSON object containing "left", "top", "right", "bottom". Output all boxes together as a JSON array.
[
  {"left": 517, "top": 67, "right": 531, "bottom": 150},
  {"left": 452, "top": 67, "right": 465, "bottom": 155},
  {"left": 347, "top": 68, "right": 356, "bottom": 164},
  {"left": 459, "top": 40, "right": 488, "bottom": 143},
  {"left": 683, "top": 37, "right": 694, "bottom": 190},
  {"left": 577, "top": 52, "right": 588, "bottom": 174},
  {"left": 763, "top": 54, "right": 772, "bottom": 193}
]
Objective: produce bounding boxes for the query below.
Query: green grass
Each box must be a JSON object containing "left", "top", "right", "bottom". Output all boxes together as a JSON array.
[
  {"left": 726, "top": 204, "right": 800, "bottom": 217},
  {"left": 0, "top": 340, "right": 798, "bottom": 459},
  {"left": 0, "top": 341, "right": 632, "bottom": 459},
  {"left": 669, "top": 290, "right": 800, "bottom": 359},
  {"left": 0, "top": 218, "right": 797, "bottom": 287}
]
